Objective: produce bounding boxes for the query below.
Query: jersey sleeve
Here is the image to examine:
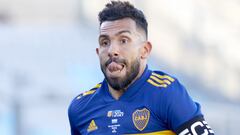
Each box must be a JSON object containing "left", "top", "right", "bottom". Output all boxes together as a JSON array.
[
  {"left": 68, "top": 98, "right": 82, "bottom": 135},
  {"left": 70, "top": 126, "right": 81, "bottom": 135},
  {"left": 161, "top": 79, "right": 202, "bottom": 132}
]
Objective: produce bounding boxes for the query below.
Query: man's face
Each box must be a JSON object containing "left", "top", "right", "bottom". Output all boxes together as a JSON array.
[{"left": 96, "top": 18, "right": 146, "bottom": 91}]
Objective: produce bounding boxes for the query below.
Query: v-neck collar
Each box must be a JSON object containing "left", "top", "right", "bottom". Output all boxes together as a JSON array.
[{"left": 99, "top": 66, "right": 152, "bottom": 102}]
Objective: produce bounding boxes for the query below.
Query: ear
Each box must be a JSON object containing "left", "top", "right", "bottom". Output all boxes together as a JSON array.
[
  {"left": 141, "top": 41, "right": 152, "bottom": 59},
  {"left": 96, "top": 48, "right": 99, "bottom": 55}
]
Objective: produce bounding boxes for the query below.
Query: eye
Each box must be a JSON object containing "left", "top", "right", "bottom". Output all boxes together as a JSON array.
[
  {"left": 120, "top": 38, "right": 128, "bottom": 44},
  {"left": 100, "top": 39, "right": 110, "bottom": 47}
]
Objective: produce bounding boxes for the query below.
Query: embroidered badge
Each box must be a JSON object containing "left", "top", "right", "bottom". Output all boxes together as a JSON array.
[{"left": 132, "top": 108, "right": 150, "bottom": 131}]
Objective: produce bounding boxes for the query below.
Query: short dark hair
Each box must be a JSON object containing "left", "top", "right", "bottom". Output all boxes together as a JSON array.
[{"left": 98, "top": 1, "right": 148, "bottom": 38}]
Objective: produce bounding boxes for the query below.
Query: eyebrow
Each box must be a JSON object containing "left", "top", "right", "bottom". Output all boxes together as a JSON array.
[
  {"left": 99, "top": 30, "right": 132, "bottom": 39},
  {"left": 115, "top": 30, "right": 131, "bottom": 36}
]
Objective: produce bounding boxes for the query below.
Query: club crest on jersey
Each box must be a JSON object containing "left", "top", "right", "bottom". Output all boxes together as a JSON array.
[{"left": 132, "top": 108, "right": 150, "bottom": 131}]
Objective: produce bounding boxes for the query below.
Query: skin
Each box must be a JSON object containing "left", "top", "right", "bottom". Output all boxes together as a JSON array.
[{"left": 96, "top": 18, "right": 152, "bottom": 100}]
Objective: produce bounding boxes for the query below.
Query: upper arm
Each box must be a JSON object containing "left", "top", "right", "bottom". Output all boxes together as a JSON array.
[
  {"left": 161, "top": 79, "right": 214, "bottom": 134},
  {"left": 164, "top": 80, "right": 202, "bottom": 130},
  {"left": 68, "top": 99, "right": 82, "bottom": 135}
]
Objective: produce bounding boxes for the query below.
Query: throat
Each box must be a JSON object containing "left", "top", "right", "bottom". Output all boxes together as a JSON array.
[{"left": 108, "top": 85, "right": 126, "bottom": 100}]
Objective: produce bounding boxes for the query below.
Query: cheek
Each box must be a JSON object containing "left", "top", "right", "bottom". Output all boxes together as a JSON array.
[
  {"left": 98, "top": 52, "right": 108, "bottom": 63},
  {"left": 125, "top": 54, "right": 138, "bottom": 67},
  {"left": 128, "top": 49, "right": 141, "bottom": 59},
  {"left": 99, "top": 54, "right": 105, "bottom": 62}
]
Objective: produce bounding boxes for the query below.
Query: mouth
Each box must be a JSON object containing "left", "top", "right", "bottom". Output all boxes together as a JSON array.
[{"left": 107, "top": 62, "right": 125, "bottom": 73}]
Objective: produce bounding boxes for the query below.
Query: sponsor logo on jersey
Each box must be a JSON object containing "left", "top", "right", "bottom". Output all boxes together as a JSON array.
[
  {"left": 107, "top": 110, "right": 123, "bottom": 133},
  {"left": 112, "top": 119, "right": 118, "bottom": 124},
  {"left": 108, "top": 118, "right": 120, "bottom": 133},
  {"left": 87, "top": 120, "right": 98, "bottom": 132},
  {"left": 132, "top": 108, "right": 150, "bottom": 131},
  {"left": 107, "top": 110, "right": 124, "bottom": 118},
  {"left": 108, "top": 124, "right": 120, "bottom": 133}
]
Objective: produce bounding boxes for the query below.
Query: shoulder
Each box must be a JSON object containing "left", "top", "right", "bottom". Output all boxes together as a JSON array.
[
  {"left": 68, "top": 83, "right": 102, "bottom": 115},
  {"left": 75, "top": 83, "right": 101, "bottom": 100},
  {"left": 147, "top": 70, "right": 203, "bottom": 131},
  {"left": 146, "top": 70, "right": 188, "bottom": 99}
]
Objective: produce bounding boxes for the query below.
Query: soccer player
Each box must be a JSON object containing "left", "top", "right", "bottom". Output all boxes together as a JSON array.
[{"left": 68, "top": 1, "right": 214, "bottom": 135}]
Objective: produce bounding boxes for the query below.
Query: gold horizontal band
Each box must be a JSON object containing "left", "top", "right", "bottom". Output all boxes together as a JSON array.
[
  {"left": 150, "top": 76, "right": 171, "bottom": 85},
  {"left": 147, "top": 79, "right": 167, "bottom": 88},
  {"left": 152, "top": 72, "right": 174, "bottom": 82}
]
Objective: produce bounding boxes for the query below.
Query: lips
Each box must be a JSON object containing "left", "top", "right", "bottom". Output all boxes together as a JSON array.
[{"left": 107, "top": 62, "right": 124, "bottom": 72}]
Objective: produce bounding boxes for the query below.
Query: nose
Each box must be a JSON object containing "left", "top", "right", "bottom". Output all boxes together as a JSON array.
[{"left": 108, "top": 42, "right": 119, "bottom": 57}]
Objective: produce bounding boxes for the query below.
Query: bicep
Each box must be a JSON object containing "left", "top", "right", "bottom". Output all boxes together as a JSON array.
[{"left": 163, "top": 80, "right": 202, "bottom": 131}]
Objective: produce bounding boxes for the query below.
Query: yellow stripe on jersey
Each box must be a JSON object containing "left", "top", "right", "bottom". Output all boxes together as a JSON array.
[
  {"left": 76, "top": 90, "right": 96, "bottom": 99},
  {"left": 125, "top": 130, "right": 176, "bottom": 135},
  {"left": 76, "top": 83, "right": 101, "bottom": 100},
  {"left": 150, "top": 76, "right": 171, "bottom": 85},
  {"left": 82, "top": 90, "right": 96, "bottom": 96},
  {"left": 92, "top": 83, "right": 102, "bottom": 89},
  {"left": 147, "top": 79, "right": 167, "bottom": 88},
  {"left": 152, "top": 72, "right": 175, "bottom": 82}
]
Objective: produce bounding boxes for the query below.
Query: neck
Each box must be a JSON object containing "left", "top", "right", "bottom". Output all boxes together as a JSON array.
[{"left": 108, "top": 64, "right": 146, "bottom": 100}]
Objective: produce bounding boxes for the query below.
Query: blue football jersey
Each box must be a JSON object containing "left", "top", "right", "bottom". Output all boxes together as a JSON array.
[{"left": 68, "top": 67, "right": 206, "bottom": 135}]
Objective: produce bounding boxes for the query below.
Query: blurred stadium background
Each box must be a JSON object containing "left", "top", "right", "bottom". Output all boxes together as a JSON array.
[{"left": 0, "top": 0, "right": 240, "bottom": 134}]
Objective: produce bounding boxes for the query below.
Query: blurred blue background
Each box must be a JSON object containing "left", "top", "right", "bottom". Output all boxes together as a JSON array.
[{"left": 0, "top": 0, "right": 240, "bottom": 135}]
